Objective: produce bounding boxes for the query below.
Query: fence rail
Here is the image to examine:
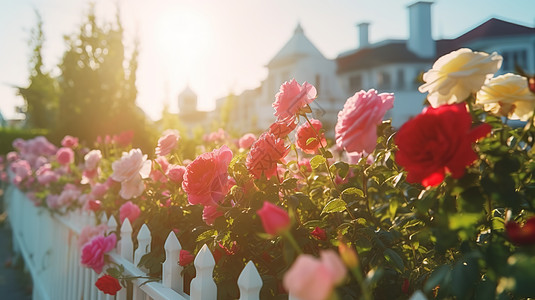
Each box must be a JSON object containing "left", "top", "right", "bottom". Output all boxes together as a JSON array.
[{"left": 4, "top": 184, "right": 267, "bottom": 300}]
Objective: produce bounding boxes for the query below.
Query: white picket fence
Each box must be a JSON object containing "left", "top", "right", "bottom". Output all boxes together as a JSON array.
[{"left": 4, "top": 184, "right": 266, "bottom": 300}]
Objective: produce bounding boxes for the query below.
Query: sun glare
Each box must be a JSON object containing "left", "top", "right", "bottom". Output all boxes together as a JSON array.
[{"left": 155, "top": 7, "right": 213, "bottom": 82}]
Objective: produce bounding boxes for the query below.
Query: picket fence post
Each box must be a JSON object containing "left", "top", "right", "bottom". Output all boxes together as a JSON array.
[
  {"left": 163, "top": 231, "right": 183, "bottom": 293},
  {"left": 238, "top": 261, "right": 263, "bottom": 300},
  {"left": 133, "top": 224, "right": 151, "bottom": 300},
  {"left": 117, "top": 218, "right": 133, "bottom": 300},
  {"left": 190, "top": 244, "right": 217, "bottom": 300}
]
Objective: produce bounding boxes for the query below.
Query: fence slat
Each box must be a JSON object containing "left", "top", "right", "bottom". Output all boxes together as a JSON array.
[
  {"left": 162, "top": 232, "right": 183, "bottom": 293},
  {"left": 238, "top": 261, "right": 262, "bottom": 300},
  {"left": 133, "top": 224, "right": 152, "bottom": 300},
  {"left": 190, "top": 244, "right": 217, "bottom": 300},
  {"left": 120, "top": 218, "right": 134, "bottom": 262}
]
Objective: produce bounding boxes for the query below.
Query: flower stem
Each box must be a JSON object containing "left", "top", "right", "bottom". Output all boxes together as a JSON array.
[{"left": 282, "top": 231, "right": 302, "bottom": 254}]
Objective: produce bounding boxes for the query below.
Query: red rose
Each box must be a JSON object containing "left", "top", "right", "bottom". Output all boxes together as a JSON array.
[
  {"left": 395, "top": 103, "right": 491, "bottom": 187},
  {"left": 95, "top": 275, "right": 122, "bottom": 295},
  {"left": 296, "top": 119, "right": 326, "bottom": 154},
  {"left": 505, "top": 217, "right": 535, "bottom": 245},
  {"left": 257, "top": 201, "right": 290, "bottom": 235},
  {"left": 311, "top": 226, "right": 327, "bottom": 240},
  {"left": 179, "top": 250, "right": 195, "bottom": 266}
]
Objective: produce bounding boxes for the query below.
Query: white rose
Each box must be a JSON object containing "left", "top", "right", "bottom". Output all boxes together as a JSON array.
[
  {"left": 476, "top": 73, "right": 535, "bottom": 121},
  {"left": 419, "top": 48, "right": 502, "bottom": 107}
]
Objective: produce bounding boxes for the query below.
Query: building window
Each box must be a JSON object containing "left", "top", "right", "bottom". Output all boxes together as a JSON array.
[
  {"left": 377, "top": 72, "right": 391, "bottom": 90},
  {"left": 397, "top": 69, "right": 405, "bottom": 90},
  {"left": 349, "top": 75, "right": 362, "bottom": 92},
  {"left": 502, "top": 49, "right": 528, "bottom": 71}
]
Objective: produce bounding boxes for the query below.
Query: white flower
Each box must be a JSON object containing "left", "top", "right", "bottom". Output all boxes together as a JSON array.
[
  {"left": 419, "top": 48, "right": 502, "bottom": 107},
  {"left": 476, "top": 73, "right": 535, "bottom": 121}
]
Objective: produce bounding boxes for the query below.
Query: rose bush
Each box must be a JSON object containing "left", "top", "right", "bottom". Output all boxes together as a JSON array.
[{"left": 6, "top": 47, "right": 535, "bottom": 299}]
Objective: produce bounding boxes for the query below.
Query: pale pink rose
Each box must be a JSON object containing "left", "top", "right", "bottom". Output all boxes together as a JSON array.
[
  {"left": 12, "top": 138, "right": 25, "bottom": 151},
  {"left": 78, "top": 224, "right": 108, "bottom": 248},
  {"left": 166, "top": 164, "right": 186, "bottom": 184},
  {"left": 33, "top": 156, "right": 48, "bottom": 170},
  {"left": 119, "top": 176, "right": 145, "bottom": 200},
  {"left": 56, "top": 147, "right": 74, "bottom": 165},
  {"left": 37, "top": 169, "right": 60, "bottom": 185},
  {"left": 202, "top": 205, "right": 223, "bottom": 226},
  {"left": 273, "top": 79, "right": 317, "bottom": 123},
  {"left": 58, "top": 184, "right": 81, "bottom": 207},
  {"left": 84, "top": 150, "right": 102, "bottom": 171},
  {"left": 91, "top": 183, "right": 108, "bottom": 198},
  {"left": 46, "top": 194, "right": 60, "bottom": 209},
  {"left": 111, "top": 149, "right": 152, "bottom": 199},
  {"left": 155, "top": 130, "right": 180, "bottom": 156},
  {"left": 10, "top": 160, "right": 32, "bottom": 187},
  {"left": 80, "top": 233, "right": 116, "bottom": 274},
  {"left": 6, "top": 151, "right": 18, "bottom": 162},
  {"left": 238, "top": 133, "right": 257, "bottom": 149},
  {"left": 61, "top": 135, "right": 79, "bottom": 148},
  {"left": 335, "top": 89, "right": 394, "bottom": 155},
  {"left": 283, "top": 250, "right": 347, "bottom": 300},
  {"left": 419, "top": 48, "right": 502, "bottom": 107},
  {"left": 119, "top": 201, "right": 141, "bottom": 224}
]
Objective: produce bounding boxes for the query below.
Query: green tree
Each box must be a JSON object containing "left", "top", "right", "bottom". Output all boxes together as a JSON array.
[
  {"left": 57, "top": 5, "right": 156, "bottom": 150},
  {"left": 17, "top": 11, "right": 59, "bottom": 130}
]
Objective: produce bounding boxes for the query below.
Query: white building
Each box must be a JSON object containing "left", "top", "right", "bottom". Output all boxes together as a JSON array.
[
  {"left": 204, "top": 1, "right": 535, "bottom": 134},
  {"left": 219, "top": 23, "right": 346, "bottom": 135}
]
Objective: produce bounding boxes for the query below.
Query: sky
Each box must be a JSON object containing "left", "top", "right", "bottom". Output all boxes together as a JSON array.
[{"left": 1, "top": 0, "right": 534, "bottom": 121}]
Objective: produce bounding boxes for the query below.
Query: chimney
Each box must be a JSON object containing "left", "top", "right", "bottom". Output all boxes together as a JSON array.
[
  {"left": 407, "top": 1, "right": 435, "bottom": 58},
  {"left": 357, "top": 22, "right": 370, "bottom": 48}
]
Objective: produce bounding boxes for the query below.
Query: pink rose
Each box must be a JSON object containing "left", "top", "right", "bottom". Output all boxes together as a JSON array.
[
  {"left": 151, "top": 156, "right": 169, "bottom": 183},
  {"left": 283, "top": 250, "right": 347, "bottom": 300},
  {"left": 246, "top": 133, "right": 289, "bottom": 179},
  {"left": 335, "top": 89, "right": 394, "bottom": 155},
  {"left": 78, "top": 224, "right": 108, "bottom": 249},
  {"left": 80, "top": 233, "right": 117, "bottom": 274},
  {"left": 238, "top": 133, "right": 257, "bottom": 149},
  {"left": 295, "top": 119, "right": 326, "bottom": 154},
  {"left": 273, "top": 79, "right": 317, "bottom": 123},
  {"left": 182, "top": 145, "right": 233, "bottom": 206},
  {"left": 46, "top": 194, "right": 60, "bottom": 209},
  {"left": 202, "top": 205, "right": 223, "bottom": 226},
  {"left": 111, "top": 149, "right": 152, "bottom": 199},
  {"left": 268, "top": 120, "right": 297, "bottom": 139},
  {"left": 58, "top": 185, "right": 81, "bottom": 207},
  {"left": 61, "top": 135, "right": 79, "bottom": 148},
  {"left": 119, "top": 201, "right": 141, "bottom": 224},
  {"left": 257, "top": 202, "right": 290, "bottom": 236},
  {"left": 166, "top": 164, "right": 186, "bottom": 184},
  {"left": 113, "top": 130, "right": 134, "bottom": 147},
  {"left": 56, "top": 147, "right": 75, "bottom": 165},
  {"left": 155, "top": 130, "right": 180, "bottom": 156}
]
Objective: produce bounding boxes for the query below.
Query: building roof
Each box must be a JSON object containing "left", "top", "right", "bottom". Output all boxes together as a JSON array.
[
  {"left": 178, "top": 85, "right": 197, "bottom": 100},
  {"left": 437, "top": 18, "right": 535, "bottom": 56},
  {"left": 336, "top": 41, "right": 432, "bottom": 73},
  {"left": 267, "top": 23, "right": 325, "bottom": 68}
]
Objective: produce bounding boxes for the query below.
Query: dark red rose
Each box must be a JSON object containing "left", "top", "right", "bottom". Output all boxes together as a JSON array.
[
  {"left": 310, "top": 226, "right": 327, "bottom": 240},
  {"left": 95, "top": 275, "right": 121, "bottom": 295},
  {"left": 506, "top": 217, "right": 535, "bottom": 245},
  {"left": 179, "top": 250, "right": 195, "bottom": 266},
  {"left": 395, "top": 103, "right": 491, "bottom": 187}
]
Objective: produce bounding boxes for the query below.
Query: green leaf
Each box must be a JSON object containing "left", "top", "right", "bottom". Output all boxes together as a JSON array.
[
  {"left": 383, "top": 248, "right": 404, "bottom": 272},
  {"left": 310, "top": 155, "right": 326, "bottom": 169},
  {"left": 449, "top": 213, "right": 482, "bottom": 230},
  {"left": 341, "top": 187, "right": 364, "bottom": 198},
  {"left": 322, "top": 199, "right": 347, "bottom": 214},
  {"left": 196, "top": 229, "right": 216, "bottom": 242},
  {"left": 306, "top": 137, "right": 317, "bottom": 146},
  {"left": 330, "top": 161, "right": 349, "bottom": 178},
  {"left": 389, "top": 198, "right": 399, "bottom": 217},
  {"left": 106, "top": 267, "right": 122, "bottom": 278}
]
